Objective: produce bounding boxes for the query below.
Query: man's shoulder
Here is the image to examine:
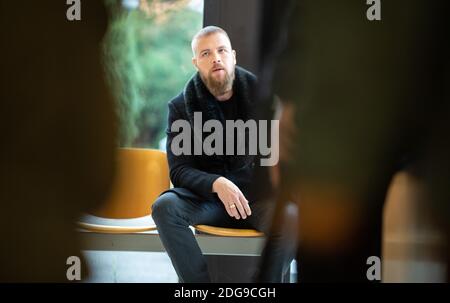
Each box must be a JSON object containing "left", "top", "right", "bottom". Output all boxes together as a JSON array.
[
  {"left": 236, "top": 66, "right": 257, "bottom": 81},
  {"left": 235, "top": 65, "right": 258, "bottom": 91},
  {"left": 168, "top": 92, "right": 185, "bottom": 110}
]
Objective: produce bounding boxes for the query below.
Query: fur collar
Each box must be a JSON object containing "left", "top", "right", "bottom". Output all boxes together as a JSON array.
[{"left": 183, "top": 66, "right": 257, "bottom": 127}]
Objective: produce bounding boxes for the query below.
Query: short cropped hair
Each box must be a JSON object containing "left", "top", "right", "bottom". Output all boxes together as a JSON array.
[{"left": 191, "top": 26, "right": 231, "bottom": 56}]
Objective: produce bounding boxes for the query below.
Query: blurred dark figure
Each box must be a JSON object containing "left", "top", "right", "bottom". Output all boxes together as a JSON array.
[
  {"left": 258, "top": 0, "right": 449, "bottom": 282},
  {"left": 0, "top": 1, "right": 117, "bottom": 281}
]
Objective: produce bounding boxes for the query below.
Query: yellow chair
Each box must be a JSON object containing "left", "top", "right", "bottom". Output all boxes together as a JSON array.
[
  {"left": 78, "top": 146, "right": 262, "bottom": 237},
  {"left": 194, "top": 225, "right": 264, "bottom": 237},
  {"left": 77, "top": 148, "right": 169, "bottom": 233}
]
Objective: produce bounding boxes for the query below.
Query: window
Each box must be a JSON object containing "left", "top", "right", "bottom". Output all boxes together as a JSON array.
[{"left": 104, "top": 0, "right": 204, "bottom": 149}]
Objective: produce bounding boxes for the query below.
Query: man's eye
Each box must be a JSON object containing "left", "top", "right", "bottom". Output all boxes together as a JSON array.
[
  {"left": 219, "top": 49, "right": 225, "bottom": 53},
  {"left": 201, "top": 52, "right": 209, "bottom": 57}
]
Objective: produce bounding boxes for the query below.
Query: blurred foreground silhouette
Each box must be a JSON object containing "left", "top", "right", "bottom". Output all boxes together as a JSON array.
[{"left": 0, "top": 1, "right": 117, "bottom": 282}]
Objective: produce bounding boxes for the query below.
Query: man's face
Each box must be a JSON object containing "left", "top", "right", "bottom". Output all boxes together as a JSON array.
[{"left": 192, "top": 32, "right": 237, "bottom": 96}]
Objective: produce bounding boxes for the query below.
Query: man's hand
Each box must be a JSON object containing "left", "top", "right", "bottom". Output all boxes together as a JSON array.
[{"left": 212, "top": 177, "right": 252, "bottom": 219}]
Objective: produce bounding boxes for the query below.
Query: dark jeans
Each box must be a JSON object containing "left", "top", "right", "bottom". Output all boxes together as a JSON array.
[{"left": 152, "top": 189, "right": 297, "bottom": 283}]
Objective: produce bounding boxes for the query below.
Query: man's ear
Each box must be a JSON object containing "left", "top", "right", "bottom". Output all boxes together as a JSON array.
[
  {"left": 232, "top": 50, "right": 237, "bottom": 65},
  {"left": 192, "top": 57, "right": 198, "bottom": 70}
]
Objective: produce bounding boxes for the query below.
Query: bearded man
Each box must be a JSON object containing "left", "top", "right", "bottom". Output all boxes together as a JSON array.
[{"left": 152, "top": 26, "right": 295, "bottom": 283}]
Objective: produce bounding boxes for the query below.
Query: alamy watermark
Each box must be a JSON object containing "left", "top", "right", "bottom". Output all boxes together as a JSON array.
[
  {"left": 65, "top": 1, "right": 380, "bottom": 22},
  {"left": 170, "top": 113, "right": 279, "bottom": 166},
  {"left": 66, "top": 0, "right": 81, "bottom": 21},
  {"left": 366, "top": 0, "right": 381, "bottom": 21},
  {"left": 66, "top": 256, "right": 81, "bottom": 281},
  {"left": 366, "top": 256, "right": 381, "bottom": 281}
]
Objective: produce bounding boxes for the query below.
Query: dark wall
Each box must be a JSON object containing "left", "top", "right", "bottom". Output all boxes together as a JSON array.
[{"left": 204, "top": 0, "right": 261, "bottom": 74}]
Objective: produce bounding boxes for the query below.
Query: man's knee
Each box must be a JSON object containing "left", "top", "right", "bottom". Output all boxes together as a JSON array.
[
  {"left": 283, "top": 202, "right": 298, "bottom": 235},
  {"left": 152, "top": 192, "right": 182, "bottom": 222},
  {"left": 265, "top": 201, "right": 298, "bottom": 235}
]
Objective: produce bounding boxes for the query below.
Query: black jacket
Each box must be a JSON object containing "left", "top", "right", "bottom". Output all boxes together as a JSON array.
[{"left": 164, "top": 66, "right": 265, "bottom": 203}]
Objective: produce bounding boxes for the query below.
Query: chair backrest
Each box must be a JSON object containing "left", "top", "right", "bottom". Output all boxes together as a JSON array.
[{"left": 91, "top": 148, "right": 169, "bottom": 219}]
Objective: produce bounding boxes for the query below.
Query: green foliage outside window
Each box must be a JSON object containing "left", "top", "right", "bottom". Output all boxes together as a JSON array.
[{"left": 104, "top": 0, "right": 203, "bottom": 148}]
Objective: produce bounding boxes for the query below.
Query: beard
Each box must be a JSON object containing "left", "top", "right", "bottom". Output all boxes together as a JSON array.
[{"left": 200, "top": 67, "right": 235, "bottom": 97}]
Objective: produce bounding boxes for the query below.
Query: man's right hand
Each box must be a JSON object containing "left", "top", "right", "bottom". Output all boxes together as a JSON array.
[{"left": 212, "top": 177, "right": 252, "bottom": 219}]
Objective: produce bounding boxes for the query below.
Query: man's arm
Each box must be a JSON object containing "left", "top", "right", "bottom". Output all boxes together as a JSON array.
[
  {"left": 166, "top": 100, "right": 221, "bottom": 199},
  {"left": 166, "top": 100, "right": 252, "bottom": 219}
]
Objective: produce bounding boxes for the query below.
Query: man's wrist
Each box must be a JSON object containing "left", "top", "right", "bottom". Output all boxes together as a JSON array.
[{"left": 212, "top": 176, "right": 224, "bottom": 193}]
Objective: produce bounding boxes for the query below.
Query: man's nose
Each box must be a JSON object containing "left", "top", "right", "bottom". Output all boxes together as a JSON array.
[{"left": 212, "top": 52, "right": 221, "bottom": 63}]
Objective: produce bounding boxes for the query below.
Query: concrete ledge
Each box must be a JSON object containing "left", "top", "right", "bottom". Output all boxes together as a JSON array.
[{"left": 79, "top": 230, "right": 265, "bottom": 256}]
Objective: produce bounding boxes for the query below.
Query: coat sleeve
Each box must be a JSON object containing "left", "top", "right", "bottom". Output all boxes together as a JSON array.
[{"left": 165, "top": 101, "right": 222, "bottom": 199}]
